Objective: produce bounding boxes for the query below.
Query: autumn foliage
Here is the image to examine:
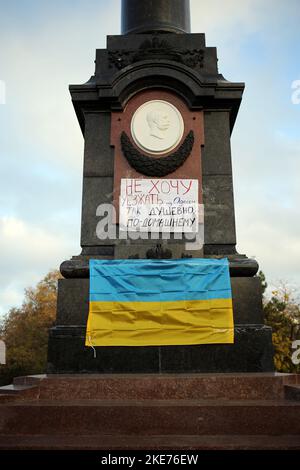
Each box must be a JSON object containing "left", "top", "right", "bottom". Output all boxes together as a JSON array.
[
  {"left": 0, "top": 270, "right": 60, "bottom": 385},
  {"left": 259, "top": 271, "right": 300, "bottom": 373}
]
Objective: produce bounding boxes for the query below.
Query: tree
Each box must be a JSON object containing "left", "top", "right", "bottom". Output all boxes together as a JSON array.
[
  {"left": 258, "top": 271, "right": 300, "bottom": 373},
  {"left": 0, "top": 270, "right": 60, "bottom": 386}
]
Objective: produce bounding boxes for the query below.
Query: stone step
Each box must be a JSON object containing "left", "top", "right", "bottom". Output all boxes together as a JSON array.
[
  {"left": 0, "top": 394, "right": 19, "bottom": 403},
  {"left": 12, "top": 373, "right": 298, "bottom": 401},
  {"left": 0, "top": 433, "right": 299, "bottom": 450},
  {"left": 285, "top": 385, "right": 300, "bottom": 401},
  {"left": 0, "top": 384, "right": 39, "bottom": 401},
  {"left": 0, "top": 385, "right": 36, "bottom": 395},
  {"left": 1, "top": 399, "right": 300, "bottom": 436},
  {"left": 13, "top": 375, "right": 46, "bottom": 387}
]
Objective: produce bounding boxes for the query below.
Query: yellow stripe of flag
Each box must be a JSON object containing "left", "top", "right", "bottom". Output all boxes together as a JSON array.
[{"left": 86, "top": 298, "right": 234, "bottom": 347}]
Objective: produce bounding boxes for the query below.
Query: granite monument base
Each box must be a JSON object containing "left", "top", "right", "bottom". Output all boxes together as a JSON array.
[
  {"left": 47, "top": 276, "right": 274, "bottom": 373},
  {"left": 0, "top": 373, "right": 299, "bottom": 450}
]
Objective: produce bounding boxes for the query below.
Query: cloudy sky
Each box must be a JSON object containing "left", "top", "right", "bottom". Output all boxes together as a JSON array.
[{"left": 0, "top": 0, "right": 299, "bottom": 315}]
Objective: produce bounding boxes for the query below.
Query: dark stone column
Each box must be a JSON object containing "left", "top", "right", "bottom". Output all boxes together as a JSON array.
[{"left": 121, "top": 0, "right": 191, "bottom": 34}]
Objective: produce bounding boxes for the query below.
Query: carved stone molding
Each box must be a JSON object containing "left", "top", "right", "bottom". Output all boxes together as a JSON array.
[
  {"left": 146, "top": 244, "right": 172, "bottom": 259},
  {"left": 108, "top": 37, "right": 204, "bottom": 71},
  {"left": 120, "top": 130, "right": 194, "bottom": 177}
]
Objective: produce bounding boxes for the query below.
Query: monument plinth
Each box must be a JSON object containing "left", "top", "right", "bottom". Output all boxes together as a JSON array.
[{"left": 47, "top": 0, "right": 274, "bottom": 373}]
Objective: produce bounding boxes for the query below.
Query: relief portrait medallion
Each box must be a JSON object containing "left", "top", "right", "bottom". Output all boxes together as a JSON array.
[{"left": 131, "top": 100, "right": 184, "bottom": 155}]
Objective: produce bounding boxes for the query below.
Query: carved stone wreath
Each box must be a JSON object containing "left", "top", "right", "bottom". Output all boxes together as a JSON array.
[
  {"left": 120, "top": 130, "right": 194, "bottom": 177},
  {"left": 108, "top": 37, "right": 204, "bottom": 71}
]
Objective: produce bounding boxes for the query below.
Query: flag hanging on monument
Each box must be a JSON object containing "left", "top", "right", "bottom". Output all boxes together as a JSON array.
[{"left": 86, "top": 258, "right": 234, "bottom": 347}]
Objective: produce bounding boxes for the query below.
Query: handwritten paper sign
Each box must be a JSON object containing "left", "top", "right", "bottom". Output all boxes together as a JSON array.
[{"left": 120, "top": 178, "right": 198, "bottom": 232}]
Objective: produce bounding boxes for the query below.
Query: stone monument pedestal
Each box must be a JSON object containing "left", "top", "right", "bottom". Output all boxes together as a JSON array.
[
  {"left": 46, "top": 0, "right": 275, "bottom": 374},
  {"left": 48, "top": 275, "right": 274, "bottom": 374},
  {"left": 0, "top": 373, "right": 299, "bottom": 450}
]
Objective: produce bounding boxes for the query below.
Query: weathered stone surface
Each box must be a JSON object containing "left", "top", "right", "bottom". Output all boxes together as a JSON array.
[
  {"left": 202, "top": 111, "right": 233, "bottom": 176},
  {"left": 231, "top": 277, "right": 264, "bottom": 324},
  {"left": 2, "top": 373, "right": 300, "bottom": 450},
  {"left": 83, "top": 112, "right": 114, "bottom": 177},
  {"left": 114, "top": 243, "right": 203, "bottom": 260},
  {"left": 285, "top": 385, "right": 300, "bottom": 401},
  {"left": 107, "top": 32, "right": 206, "bottom": 51},
  {"left": 47, "top": 325, "right": 274, "bottom": 374},
  {"left": 160, "top": 326, "right": 274, "bottom": 374},
  {"left": 121, "top": 0, "right": 191, "bottom": 35},
  {"left": 203, "top": 175, "right": 236, "bottom": 246},
  {"left": 1, "top": 434, "right": 300, "bottom": 450},
  {"left": 9, "top": 373, "right": 299, "bottom": 401},
  {"left": 47, "top": 328, "right": 160, "bottom": 374},
  {"left": 56, "top": 279, "right": 89, "bottom": 326},
  {"left": 4, "top": 397, "right": 300, "bottom": 437},
  {"left": 80, "top": 176, "right": 113, "bottom": 246},
  {"left": 60, "top": 256, "right": 258, "bottom": 278}
]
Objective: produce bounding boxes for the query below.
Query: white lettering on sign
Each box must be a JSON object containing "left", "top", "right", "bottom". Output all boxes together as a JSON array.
[{"left": 120, "top": 179, "right": 198, "bottom": 233}]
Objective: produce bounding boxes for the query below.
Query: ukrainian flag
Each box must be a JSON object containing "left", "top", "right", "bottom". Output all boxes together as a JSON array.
[{"left": 86, "top": 258, "right": 234, "bottom": 347}]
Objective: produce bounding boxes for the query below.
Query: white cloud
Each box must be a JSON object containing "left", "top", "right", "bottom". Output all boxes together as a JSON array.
[
  {"left": 0, "top": 1, "right": 120, "bottom": 172},
  {"left": 191, "top": 0, "right": 267, "bottom": 35},
  {"left": 0, "top": 216, "right": 78, "bottom": 315}
]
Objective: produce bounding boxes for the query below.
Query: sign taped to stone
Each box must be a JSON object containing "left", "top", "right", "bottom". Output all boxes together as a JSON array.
[{"left": 119, "top": 178, "right": 198, "bottom": 232}]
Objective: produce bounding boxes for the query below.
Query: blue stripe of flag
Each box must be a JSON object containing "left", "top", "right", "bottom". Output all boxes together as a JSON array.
[{"left": 89, "top": 258, "right": 232, "bottom": 303}]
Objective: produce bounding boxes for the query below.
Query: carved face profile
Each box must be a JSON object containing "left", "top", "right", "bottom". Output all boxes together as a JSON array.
[
  {"left": 146, "top": 110, "right": 170, "bottom": 140},
  {"left": 131, "top": 100, "right": 184, "bottom": 154}
]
